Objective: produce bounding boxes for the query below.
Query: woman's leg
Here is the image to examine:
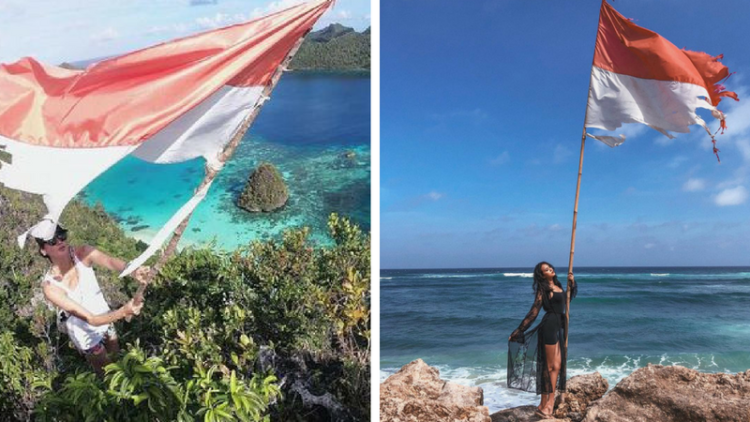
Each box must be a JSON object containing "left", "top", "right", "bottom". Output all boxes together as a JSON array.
[
  {"left": 105, "top": 331, "right": 120, "bottom": 357},
  {"left": 538, "top": 393, "right": 549, "bottom": 414},
  {"left": 543, "top": 342, "right": 561, "bottom": 415},
  {"left": 84, "top": 344, "right": 111, "bottom": 377}
]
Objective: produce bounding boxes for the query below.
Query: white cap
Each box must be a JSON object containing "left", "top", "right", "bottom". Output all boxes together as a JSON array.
[{"left": 17, "top": 218, "right": 58, "bottom": 247}]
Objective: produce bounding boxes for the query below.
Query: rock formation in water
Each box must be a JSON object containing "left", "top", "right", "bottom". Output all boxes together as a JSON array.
[
  {"left": 380, "top": 359, "right": 490, "bottom": 422},
  {"left": 582, "top": 364, "right": 750, "bottom": 422},
  {"left": 237, "top": 162, "right": 289, "bottom": 213}
]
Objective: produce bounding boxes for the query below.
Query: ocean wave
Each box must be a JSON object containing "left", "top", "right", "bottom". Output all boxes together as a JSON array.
[
  {"left": 575, "top": 272, "right": 750, "bottom": 280},
  {"left": 383, "top": 270, "right": 750, "bottom": 282},
  {"left": 414, "top": 273, "right": 503, "bottom": 279}
]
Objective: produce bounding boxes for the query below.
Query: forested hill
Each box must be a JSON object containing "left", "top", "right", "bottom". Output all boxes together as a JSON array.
[{"left": 291, "top": 23, "right": 370, "bottom": 71}]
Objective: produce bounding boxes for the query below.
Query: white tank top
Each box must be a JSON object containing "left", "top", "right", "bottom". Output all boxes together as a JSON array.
[{"left": 44, "top": 249, "right": 111, "bottom": 351}]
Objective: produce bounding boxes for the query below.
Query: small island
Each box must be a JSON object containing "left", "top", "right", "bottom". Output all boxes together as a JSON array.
[{"left": 290, "top": 23, "right": 370, "bottom": 72}]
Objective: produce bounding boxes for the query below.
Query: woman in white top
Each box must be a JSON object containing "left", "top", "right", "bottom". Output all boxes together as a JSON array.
[{"left": 35, "top": 223, "right": 151, "bottom": 376}]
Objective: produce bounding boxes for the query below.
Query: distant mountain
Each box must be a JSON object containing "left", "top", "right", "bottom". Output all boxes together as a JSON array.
[
  {"left": 291, "top": 24, "right": 370, "bottom": 71},
  {"left": 308, "top": 23, "right": 355, "bottom": 43}
]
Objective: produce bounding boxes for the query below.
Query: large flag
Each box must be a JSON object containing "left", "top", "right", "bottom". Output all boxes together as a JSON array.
[
  {"left": 585, "top": 1, "right": 738, "bottom": 158},
  {"left": 0, "top": 0, "right": 332, "bottom": 266}
]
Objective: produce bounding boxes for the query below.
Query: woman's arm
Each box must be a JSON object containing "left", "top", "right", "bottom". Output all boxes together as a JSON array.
[
  {"left": 77, "top": 245, "right": 151, "bottom": 283},
  {"left": 509, "top": 289, "right": 543, "bottom": 341},
  {"left": 43, "top": 282, "right": 142, "bottom": 327}
]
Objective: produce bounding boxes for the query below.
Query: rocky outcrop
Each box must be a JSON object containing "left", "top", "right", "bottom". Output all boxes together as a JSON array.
[
  {"left": 583, "top": 365, "right": 750, "bottom": 422},
  {"left": 381, "top": 359, "right": 490, "bottom": 422},
  {"left": 237, "top": 162, "right": 288, "bottom": 212},
  {"left": 553, "top": 372, "right": 608, "bottom": 421},
  {"left": 490, "top": 405, "right": 557, "bottom": 422},
  {"left": 397, "top": 363, "right": 750, "bottom": 422},
  {"left": 490, "top": 373, "right": 607, "bottom": 422}
]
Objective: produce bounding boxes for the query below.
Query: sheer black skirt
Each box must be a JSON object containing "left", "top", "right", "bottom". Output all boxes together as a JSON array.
[{"left": 507, "top": 312, "right": 568, "bottom": 394}]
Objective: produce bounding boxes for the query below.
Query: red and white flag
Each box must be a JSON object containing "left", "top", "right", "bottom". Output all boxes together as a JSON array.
[
  {"left": 585, "top": 1, "right": 738, "bottom": 158},
  {"left": 0, "top": 0, "right": 332, "bottom": 263}
]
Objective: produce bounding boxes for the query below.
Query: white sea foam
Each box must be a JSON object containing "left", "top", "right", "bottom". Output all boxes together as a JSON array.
[
  {"left": 651, "top": 273, "right": 670, "bottom": 277},
  {"left": 380, "top": 277, "right": 393, "bottom": 280},
  {"left": 417, "top": 273, "right": 504, "bottom": 279},
  {"left": 503, "top": 273, "right": 533, "bottom": 278}
]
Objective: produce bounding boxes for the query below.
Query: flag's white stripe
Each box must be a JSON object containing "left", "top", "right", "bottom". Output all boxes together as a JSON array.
[
  {"left": 0, "top": 137, "right": 135, "bottom": 222},
  {"left": 120, "top": 180, "right": 213, "bottom": 278},
  {"left": 133, "top": 85, "right": 264, "bottom": 164},
  {"left": 1, "top": 83, "right": 263, "bottom": 257},
  {"left": 122, "top": 84, "right": 265, "bottom": 269},
  {"left": 585, "top": 66, "right": 716, "bottom": 141}
]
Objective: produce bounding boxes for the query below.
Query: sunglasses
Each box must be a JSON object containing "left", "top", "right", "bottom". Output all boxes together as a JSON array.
[{"left": 44, "top": 230, "right": 68, "bottom": 246}]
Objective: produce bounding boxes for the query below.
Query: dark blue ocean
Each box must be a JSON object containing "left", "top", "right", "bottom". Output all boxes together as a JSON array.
[
  {"left": 81, "top": 72, "right": 370, "bottom": 249},
  {"left": 380, "top": 267, "right": 750, "bottom": 412}
]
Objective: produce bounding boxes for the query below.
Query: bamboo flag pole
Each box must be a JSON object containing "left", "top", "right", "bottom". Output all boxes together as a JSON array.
[
  {"left": 564, "top": 127, "right": 585, "bottom": 349},
  {"left": 130, "top": 33, "right": 310, "bottom": 306},
  {"left": 562, "top": 0, "right": 605, "bottom": 403}
]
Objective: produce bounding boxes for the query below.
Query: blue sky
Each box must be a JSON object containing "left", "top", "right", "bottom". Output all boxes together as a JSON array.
[
  {"left": 382, "top": 0, "right": 750, "bottom": 268},
  {"left": 0, "top": 0, "right": 370, "bottom": 64}
]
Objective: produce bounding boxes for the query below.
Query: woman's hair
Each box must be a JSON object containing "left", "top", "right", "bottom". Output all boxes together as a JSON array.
[{"left": 532, "top": 261, "right": 563, "bottom": 299}]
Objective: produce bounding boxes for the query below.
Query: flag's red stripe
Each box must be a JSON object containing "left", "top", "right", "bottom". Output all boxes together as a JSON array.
[
  {"left": 0, "top": 0, "right": 330, "bottom": 149},
  {"left": 594, "top": 1, "right": 735, "bottom": 107}
]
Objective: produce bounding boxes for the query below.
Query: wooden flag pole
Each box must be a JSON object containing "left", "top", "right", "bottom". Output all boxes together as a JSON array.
[
  {"left": 564, "top": 128, "right": 585, "bottom": 350},
  {"left": 130, "top": 33, "right": 310, "bottom": 305},
  {"left": 561, "top": 0, "right": 605, "bottom": 404}
]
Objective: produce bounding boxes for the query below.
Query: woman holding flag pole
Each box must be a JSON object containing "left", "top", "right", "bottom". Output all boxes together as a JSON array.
[
  {"left": 508, "top": 1, "right": 737, "bottom": 417},
  {"left": 508, "top": 263, "right": 576, "bottom": 418},
  {"left": 32, "top": 219, "right": 151, "bottom": 375}
]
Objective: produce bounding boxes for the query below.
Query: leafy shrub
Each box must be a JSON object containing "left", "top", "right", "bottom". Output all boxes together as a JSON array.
[{"left": 0, "top": 186, "right": 370, "bottom": 421}]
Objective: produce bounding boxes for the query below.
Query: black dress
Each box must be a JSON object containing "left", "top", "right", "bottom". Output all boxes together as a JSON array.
[{"left": 507, "top": 281, "right": 577, "bottom": 394}]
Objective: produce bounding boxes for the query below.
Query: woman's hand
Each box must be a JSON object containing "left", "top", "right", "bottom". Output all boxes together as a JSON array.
[
  {"left": 122, "top": 299, "right": 144, "bottom": 318},
  {"left": 567, "top": 272, "right": 575, "bottom": 283},
  {"left": 132, "top": 266, "right": 152, "bottom": 285}
]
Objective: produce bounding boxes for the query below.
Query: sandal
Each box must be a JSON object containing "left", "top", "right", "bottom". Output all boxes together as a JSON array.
[{"left": 534, "top": 408, "right": 552, "bottom": 419}]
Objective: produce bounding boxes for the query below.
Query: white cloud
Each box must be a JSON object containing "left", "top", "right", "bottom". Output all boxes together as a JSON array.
[
  {"left": 736, "top": 139, "right": 750, "bottom": 163},
  {"left": 644, "top": 243, "right": 655, "bottom": 249},
  {"left": 336, "top": 10, "right": 352, "bottom": 19},
  {"left": 146, "top": 22, "right": 190, "bottom": 36},
  {"left": 682, "top": 178, "right": 705, "bottom": 192},
  {"left": 490, "top": 151, "right": 510, "bottom": 166},
  {"left": 251, "top": 0, "right": 305, "bottom": 18},
  {"left": 91, "top": 27, "right": 119, "bottom": 43},
  {"left": 667, "top": 155, "right": 688, "bottom": 169},
  {"left": 714, "top": 185, "right": 748, "bottom": 206},
  {"left": 553, "top": 144, "right": 572, "bottom": 164},
  {"left": 425, "top": 191, "right": 444, "bottom": 201},
  {"left": 196, "top": 12, "right": 247, "bottom": 29},
  {"left": 429, "top": 108, "right": 488, "bottom": 121}
]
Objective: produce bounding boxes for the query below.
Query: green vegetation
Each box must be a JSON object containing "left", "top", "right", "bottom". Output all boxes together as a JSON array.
[
  {"left": 291, "top": 24, "right": 370, "bottom": 72},
  {"left": 0, "top": 186, "right": 370, "bottom": 421},
  {"left": 237, "top": 162, "right": 289, "bottom": 213}
]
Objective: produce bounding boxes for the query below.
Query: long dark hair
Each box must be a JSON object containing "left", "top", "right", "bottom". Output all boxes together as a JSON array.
[{"left": 532, "top": 261, "right": 562, "bottom": 309}]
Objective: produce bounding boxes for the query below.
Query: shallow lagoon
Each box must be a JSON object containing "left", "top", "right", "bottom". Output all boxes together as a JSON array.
[{"left": 82, "top": 72, "right": 370, "bottom": 249}]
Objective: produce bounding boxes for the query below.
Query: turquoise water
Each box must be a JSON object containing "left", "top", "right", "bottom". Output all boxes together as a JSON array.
[
  {"left": 81, "top": 73, "right": 370, "bottom": 249},
  {"left": 380, "top": 267, "right": 750, "bottom": 412}
]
